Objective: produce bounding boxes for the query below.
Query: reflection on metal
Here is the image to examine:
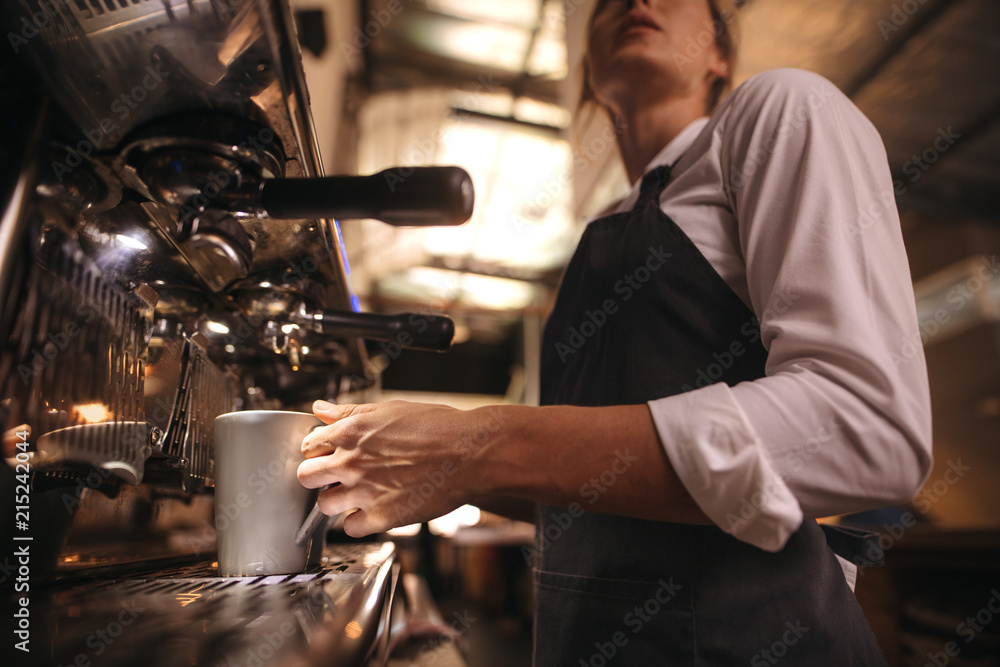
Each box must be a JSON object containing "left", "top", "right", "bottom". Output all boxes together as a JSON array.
[
  {"left": 0, "top": 0, "right": 378, "bottom": 604},
  {"left": 0, "top": 0, "right": 368, "bottom": 413},
  {"left": 35, "top": 421, "right": 152, "bottom": 485},
  {"left": 0, "top": 543, "right": 397, "bottom": 666},
  {"left": 345, "top": 620, "right": 363, "bottom": 639},
  {"left": 175, "top": 583, "right": 205, "bottom": 607},
  {"left": 1, "top": 228, "right": 155, "bottom": 481},
  {"left": 145, "top": 335, "right": 237, "bottom": 490}
]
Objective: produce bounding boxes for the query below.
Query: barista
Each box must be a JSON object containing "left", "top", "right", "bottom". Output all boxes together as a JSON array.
[{"left": 298, "top": 0, "right": 932, "bottom": 663}]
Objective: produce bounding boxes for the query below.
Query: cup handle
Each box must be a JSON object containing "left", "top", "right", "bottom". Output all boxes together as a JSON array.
[{"left": 294, "top": 422, "right": 340, "bottom": 547}]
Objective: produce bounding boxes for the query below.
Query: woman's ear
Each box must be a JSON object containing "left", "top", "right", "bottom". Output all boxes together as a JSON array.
[{"left": 707, "top": 53, "right": 729, "bottom": 83}]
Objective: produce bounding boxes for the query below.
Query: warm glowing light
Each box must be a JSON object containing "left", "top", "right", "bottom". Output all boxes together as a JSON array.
[
  {"left": 512, "top": 97, "right": 570, "bottom": 128},
  {"left": 206, "top": 321, "right": 230, "bottom": 334},
  {"left": 176, "top": 584, "right": 205, "bottom": 607},
  {"left": 362, "top": 542, "right": 396, "bottom": 566},
  {"left": 424, "top": 0, "right": 539, "bottom": 27},
  {"left": 378, "top": 267, "right": 536, "bottom": 311},
  {"left": 386, "top": 524, "right": 422, "bottom": 537},
  {"left": 116, "top": 233, "right": 148, "bottom": 250},
  {"left": 225, "top": 345, "right": 235, "bottom": 353},
  {"left": 345, "top": 621, "right": 363, "bottom": 639},
  {"left": 74, "top": 403, "right": 110, "bottom": 423},
  {"left": 419, "top": 118, "right": 577, "bottom": 272},
  {"left": 418, "top": 21, "right": 531, "bottom": 71},
  {"left": 428, "top": 505, "right": 482, "bottom": 537},
  {"left": 281, "top": 324, "right": 297, "bottom": 334},
  {"left": 459, "top": 273, "right": 536, "bottom": 310}
]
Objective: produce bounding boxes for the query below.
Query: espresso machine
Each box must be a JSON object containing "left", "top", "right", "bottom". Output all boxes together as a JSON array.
[{"left": 0, "top": 0, "right": 472, "bottom": 664}]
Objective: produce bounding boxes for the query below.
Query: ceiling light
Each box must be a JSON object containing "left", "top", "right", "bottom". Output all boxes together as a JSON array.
[
  {"left": 411, "top": 18, "right": 531, "bottom": 71},
  {"left": 423, "top": 0, "right": 540, "bottom": 29}
]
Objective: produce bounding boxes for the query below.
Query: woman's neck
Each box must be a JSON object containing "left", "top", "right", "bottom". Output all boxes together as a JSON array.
[{"left": 610, "top": 93, "right": 707, "bottom": 184}]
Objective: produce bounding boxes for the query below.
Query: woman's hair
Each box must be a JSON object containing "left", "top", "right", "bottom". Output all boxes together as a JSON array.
[{"left": 578, "top": 0, "right": 741, "bottom": 116}]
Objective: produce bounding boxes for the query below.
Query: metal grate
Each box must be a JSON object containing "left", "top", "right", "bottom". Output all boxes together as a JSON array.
[
  {"left": 159, "top": 337, "right": 236, "bottom": 491},
  {"left": 1, "top": 240, "right": 154, "bottom": 481},
  {"left": 17, "top": 543, "right": 394, "bottom": 667}
]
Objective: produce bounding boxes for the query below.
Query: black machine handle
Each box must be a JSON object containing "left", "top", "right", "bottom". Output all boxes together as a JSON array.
[
  {"left": 259, "top": 166, "right": 474, "bottom": 226},
  {"left": 308, "top": 310, "right": 455, "bottom": 352}
]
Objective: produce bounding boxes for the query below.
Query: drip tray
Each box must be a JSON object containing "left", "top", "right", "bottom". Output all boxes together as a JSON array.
[{"left": 10, "top": 543, "right": 396, "bottom": 667}]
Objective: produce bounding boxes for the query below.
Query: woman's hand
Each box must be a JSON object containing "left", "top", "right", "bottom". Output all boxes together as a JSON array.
[
  {"left": 297, "top": 400, "right": 507, "bottom": 537},
  {"left": 297, "top": 399, "right": 710, "bottom": 538}
]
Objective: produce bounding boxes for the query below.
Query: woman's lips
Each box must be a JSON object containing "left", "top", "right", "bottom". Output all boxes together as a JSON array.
[{"left": 619, "top": 11, "right": 660, "bottom": 37}]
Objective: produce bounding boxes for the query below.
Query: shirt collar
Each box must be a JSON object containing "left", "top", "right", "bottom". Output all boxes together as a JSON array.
[{"left": 616, "top": 116, "right": 709, "bottom": 213}]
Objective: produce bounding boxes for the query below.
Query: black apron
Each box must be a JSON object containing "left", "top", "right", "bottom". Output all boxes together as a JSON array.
[{"left": 533, "top": 164, "right": 887, "bottom": 665}]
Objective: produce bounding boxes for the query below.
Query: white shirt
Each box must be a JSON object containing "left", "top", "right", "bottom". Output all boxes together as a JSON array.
[{"left": 624, "top": 69, "right": 933, "bottom": 553}]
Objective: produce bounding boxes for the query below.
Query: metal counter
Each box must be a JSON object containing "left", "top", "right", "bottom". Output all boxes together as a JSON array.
[{"left": 8, "top": 542, "right": 397, "bottom": 667}]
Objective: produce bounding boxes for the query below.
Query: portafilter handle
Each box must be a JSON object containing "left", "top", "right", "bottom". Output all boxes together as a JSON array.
[
  {"left": 242, "top": 166, "right": 474, "bottom": 227},
  {"left": 293, "top": 306, "right": 455, "bottom": 352}
]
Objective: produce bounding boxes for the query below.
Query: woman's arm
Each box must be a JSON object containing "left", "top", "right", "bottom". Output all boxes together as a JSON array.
[
  {"left": 297, "top": 400, "right": 710, "bottom": 538},
  {"left": 644, "top": 69, "right": 933, "bottom": 552}
]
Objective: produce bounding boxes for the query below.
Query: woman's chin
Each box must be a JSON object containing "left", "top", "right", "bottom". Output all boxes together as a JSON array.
[{"left": 592, "top": 56, "right": 682, "bottom": 100}]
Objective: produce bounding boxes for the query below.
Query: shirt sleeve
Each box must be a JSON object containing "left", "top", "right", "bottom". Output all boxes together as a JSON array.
[{"left": 648, "top": 69, "right": 933, "bottom": 552}]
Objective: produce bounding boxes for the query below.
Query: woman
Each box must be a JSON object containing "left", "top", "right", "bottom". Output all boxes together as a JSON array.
[{"left": 298, "top": 0, "right": 932, "bottom": 662}]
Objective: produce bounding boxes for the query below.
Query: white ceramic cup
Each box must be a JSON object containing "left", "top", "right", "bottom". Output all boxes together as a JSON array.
[{"left": 213, "top": 410, "right": 323, "bottom": 577}]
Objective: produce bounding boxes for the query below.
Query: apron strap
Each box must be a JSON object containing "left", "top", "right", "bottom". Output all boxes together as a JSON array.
[{"left": 636, "top": 163, "right": 673, "bottom": 208}]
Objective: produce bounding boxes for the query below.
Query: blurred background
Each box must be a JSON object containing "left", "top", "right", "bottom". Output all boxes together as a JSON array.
[{"left": 293, "top": 0, "right": 999, "bottom": 664}]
